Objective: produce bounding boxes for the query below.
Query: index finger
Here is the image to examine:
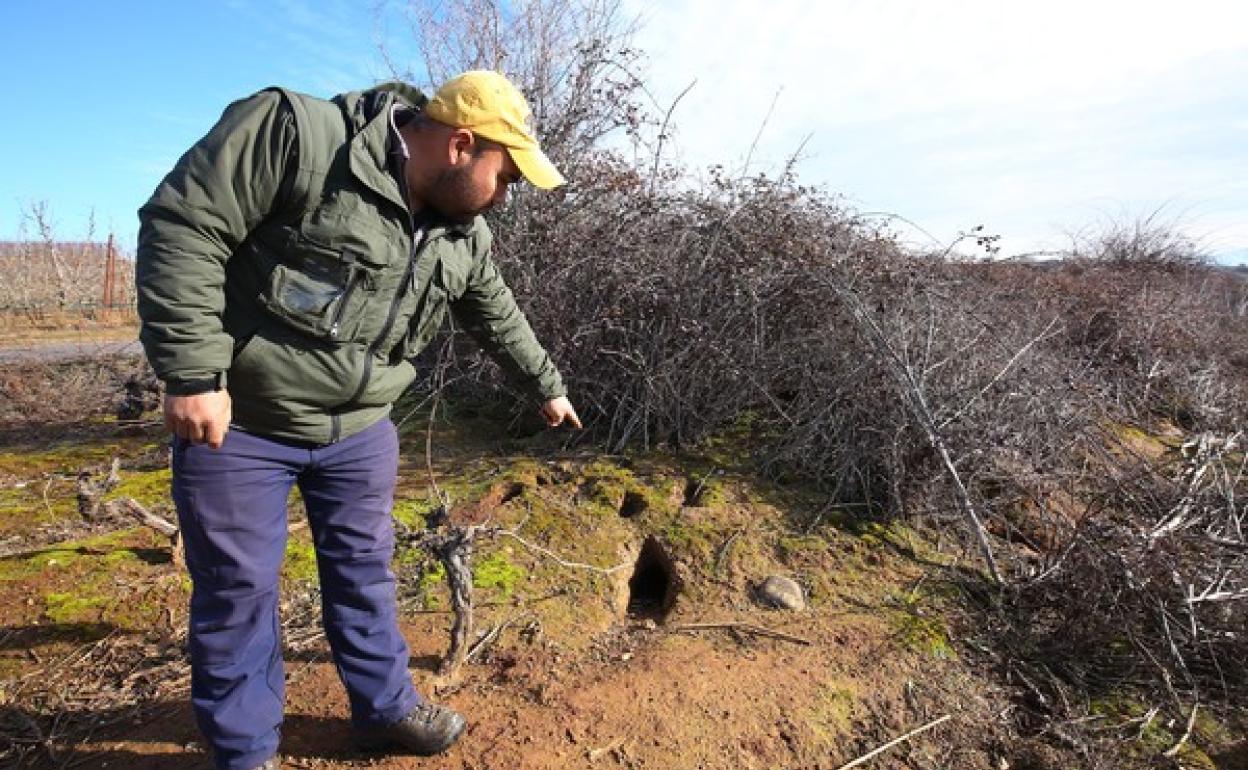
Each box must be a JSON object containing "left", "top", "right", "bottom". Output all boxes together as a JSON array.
[{"left": 204, "top": 420, "right": 228, "bottom": 450}]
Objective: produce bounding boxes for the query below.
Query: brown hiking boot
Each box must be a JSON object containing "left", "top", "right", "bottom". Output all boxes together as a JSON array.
[{"left": 356, "top": 702, "right": 466, "bottom": 756}]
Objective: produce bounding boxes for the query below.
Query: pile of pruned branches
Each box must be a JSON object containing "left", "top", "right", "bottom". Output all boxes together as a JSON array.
[
  {"left": 409, "top": 0, "right": 1248, "bottom": 759},
  {"left": 454, "top": 150, "right": 1248, "bottom": 755}
]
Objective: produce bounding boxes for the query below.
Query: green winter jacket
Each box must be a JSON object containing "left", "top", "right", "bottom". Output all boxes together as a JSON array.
[{"left": 136, "top": 84, "right": 565, "bottom": 444}]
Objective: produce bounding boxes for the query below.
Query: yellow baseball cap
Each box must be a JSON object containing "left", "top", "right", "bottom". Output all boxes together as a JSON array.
[{"left": 424, "top": 70, "right": 566, "bottom": 189}]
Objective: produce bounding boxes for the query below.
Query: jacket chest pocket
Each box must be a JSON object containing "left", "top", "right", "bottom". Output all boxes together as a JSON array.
[
  {"left": 261, "top": 226, "right": 396, "bottom": 342},
  {"left": 404, "top": 252, "right": 473, "bottom": 357}
]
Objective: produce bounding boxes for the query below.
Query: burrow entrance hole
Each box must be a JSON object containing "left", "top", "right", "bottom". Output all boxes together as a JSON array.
[
  {"left": 627, "top": 536, "right": 678, "bottom": 620},
  {"left": 500, "top": 482, "right": 526, "bottom": 505},
  {"left": 619, "top": 491, "right": 648, "bottom": 518},
  {"left": 683, "top": 477, "right": 707, "bottom": 506}
]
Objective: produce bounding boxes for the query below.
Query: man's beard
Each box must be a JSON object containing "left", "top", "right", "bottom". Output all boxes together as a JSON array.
[{"left": 424, "top": 164, "right": 487, "bottom": 225}]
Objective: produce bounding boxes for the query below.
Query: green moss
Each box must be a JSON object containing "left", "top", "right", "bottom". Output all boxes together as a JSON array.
[
  {"left": 0, "top": 442, "right": 129, "bottom": 478},
  {"left": 690, "top": 411, "right": 771, "bottom": 470},
  {"left": 11, "top": 546, "right": 78, "bottom": 575},
  {"left": 0, "top": 482, "right": 78, "bottom": 534},
  {"left": 3, "top": 529, "right": 146, "bottom": 582},
  {"left": 0, "top": 436, "right": 174, "bottom": 537},
  {"left": 579, "top": 460, "right": 639, "bottom": 514},
  {"left": 283, "top": 539, "right": 319, "bottom": 583},
  {"left": 656, "top": 510, "right": 721, "bottom": 557},
  {"left": 0, "top": 527, "right": 175, "bottom": 631},
  {"left": 1086, "top": 702, "right": 1223, "bottom": 765},
  {"left": 392, "top": 496, "right": 439, "bottom": 529},
  {"left": 1090, "top": 696, "right": 1176, "bottom": 753},
  {"left": 852, "top": 520, "right": 908, "bottom": 549},
  {"left": 1192, "top": 707, "right": 1235, "bottom": 745},
  {"left": 1170, "top": 745, "right": 1216, "bottom": 770},
  {"left": 776, "top": 533, "right": 827, "bottom": 559},
  {"left": 473, "top": 550, "right": 524, "bottom": 598},
  {"left": 1088, "top": 694, "right": 1146, "bottom": 719},
  {"left": 809, "top": 683, "right": 857, "bottom": 744},
  {"left": 106, "top": 468, "right": 172, "bottom": 508},
  {"left": 569, "top": 460, "right": 678, "bottom": 522},
  {"left": 43, "top": 591, "right": 107, "bottom": 623},
  {"left": 418, "top": 561, "right": 447, "bottom": 610},
  {"left": 889, "top": 588, "right": 956, "bottom": 660},
  {"left": 894, "top": 613, "right": 954, "bottom": 659},
  {"left": 690, "top": 476, "right": 728, "bottom": 507},
  {"left": 103, "top": 549, "right": 139, "bottom": 566},
  {"left": 516, "top": 489, "right": 626, "bottom": 570}
]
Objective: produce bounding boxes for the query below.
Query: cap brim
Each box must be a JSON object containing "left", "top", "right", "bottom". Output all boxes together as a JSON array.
[{"left": 507, "top": 145, "right": 566, "bottom": 189}]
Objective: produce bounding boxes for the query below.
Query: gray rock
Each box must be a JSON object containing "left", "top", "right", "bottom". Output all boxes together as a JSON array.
[{"left": 756, "top": 575, "right": 805, "bottom": 610}]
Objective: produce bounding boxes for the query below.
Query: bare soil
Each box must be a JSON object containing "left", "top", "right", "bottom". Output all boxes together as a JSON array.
[{"left": 1, "top": 402, "right": 1243, "bottom": 770}]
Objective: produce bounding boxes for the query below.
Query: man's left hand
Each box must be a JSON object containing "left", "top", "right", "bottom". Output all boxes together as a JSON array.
[{"left": 541, "top": 396, "right": 582, "bottom": 429}]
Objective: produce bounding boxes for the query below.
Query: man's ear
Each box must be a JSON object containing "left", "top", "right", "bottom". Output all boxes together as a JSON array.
[{"left": 447, "top": 128, "right": 477, "bottom": 166}]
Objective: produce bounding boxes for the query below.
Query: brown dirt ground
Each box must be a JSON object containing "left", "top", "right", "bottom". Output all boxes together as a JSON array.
[{"left": 2, "top": 408, "right": 1243, "bottom": 770}]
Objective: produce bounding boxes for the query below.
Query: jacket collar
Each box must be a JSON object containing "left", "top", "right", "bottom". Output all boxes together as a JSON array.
[
  {"left": 340, "top": 87, "right": 476, "bottom": 238},
  {"left": 342, "top": 90, "right": 406, "bottom": 214}
]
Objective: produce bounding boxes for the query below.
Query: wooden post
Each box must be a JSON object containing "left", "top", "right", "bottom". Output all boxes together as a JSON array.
[{"left": 102, "top": 234, "right": 116, "bottom": 309}]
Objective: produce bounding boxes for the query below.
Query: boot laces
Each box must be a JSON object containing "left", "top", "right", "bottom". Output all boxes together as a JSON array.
[{"left": 412, "top": 703, "right": 441, "bottom": 726}]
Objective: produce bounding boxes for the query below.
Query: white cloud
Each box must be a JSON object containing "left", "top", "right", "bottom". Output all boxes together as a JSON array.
[
  {"left": 224, "top": 0, "right": 389, "bottom": 94},
  {"left": 623, "top": 0, "right": 1248, "bottom": 257}
]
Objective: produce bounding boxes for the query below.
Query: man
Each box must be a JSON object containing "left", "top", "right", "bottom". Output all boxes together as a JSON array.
[{"left": 136, "top": 71, "right": 580, "bottom": 770}]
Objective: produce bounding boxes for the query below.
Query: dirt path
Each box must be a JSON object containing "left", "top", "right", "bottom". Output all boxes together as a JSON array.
[{"left": 0, "top": 338, "right": 141, "bottom": 363}]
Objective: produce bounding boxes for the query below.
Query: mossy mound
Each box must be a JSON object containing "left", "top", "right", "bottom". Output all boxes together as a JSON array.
[{"left": 0, "top": 526, "right": 183, "bottom": 638}]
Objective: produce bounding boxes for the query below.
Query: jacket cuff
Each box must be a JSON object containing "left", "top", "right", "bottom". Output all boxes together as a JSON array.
[
  {"left": 164, "top": 372, "right": 227, "bottom": 396},
  {"left": 534, "top": 372, "right": 567, "bottom": 403}
]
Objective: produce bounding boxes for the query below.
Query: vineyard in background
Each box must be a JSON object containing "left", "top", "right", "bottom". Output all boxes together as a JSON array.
[{"left": 0, "top": 237, "right": 136, "bottom": 331}]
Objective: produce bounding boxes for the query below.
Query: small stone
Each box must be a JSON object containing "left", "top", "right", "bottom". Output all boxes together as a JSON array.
[
  {"left": 620, "top": 652, "right": 633, "bottom": 661},
  {"left": 756, "top": 575, "right": 805, "bottom": 610},
  {"left": 642, "top": 618, "right": 657, "bottom": 631}
]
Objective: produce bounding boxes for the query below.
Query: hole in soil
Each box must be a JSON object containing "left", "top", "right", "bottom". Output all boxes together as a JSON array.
[
  {"left": 500, "top": 482, "right": 525, "bottom": 504},
  {"left": 683, "top": 477, "right": 707, "bottom": 506},
  {"left": 619, "top": 491, "right": 648, "bottom": 518},
  {"left": 627, "top": 536, "right": 676, "bottom": 619}
]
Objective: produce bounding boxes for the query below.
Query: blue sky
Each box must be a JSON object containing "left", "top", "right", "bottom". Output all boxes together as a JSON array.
[
  {"left": 2, "top": 1, "right": 1245, "bottom": 263},
  {"left": 625, "top": 0, "right": 1248, "bottom": 263},
  {"left": 0, "top": 0, "right": 413, "bottom": 245}
]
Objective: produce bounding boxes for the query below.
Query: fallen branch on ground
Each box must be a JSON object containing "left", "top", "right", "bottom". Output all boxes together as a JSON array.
[
  {"left": 669, "top": 621, "right": 812, "bottom": 646},
  {"left": 832, "top": 714, "right": 953, "bottom": 770},
  {"left": 110, "top": 497, "right": 182, "bottom": 569}
]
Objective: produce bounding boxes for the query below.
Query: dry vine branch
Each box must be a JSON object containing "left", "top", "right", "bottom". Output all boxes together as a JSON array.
[
  {"left": 670, "top": 622, "right": 811, "bottom": 646},
  {"left": 831, "top": 714, "right": 952, "bottom": 770},
  {"left": 396, "top": 512, "right": 630, "bottom": 678},
  {"left": 425, "top": 526, "right": 477, "bottom": 678},
  {"left": 829, "top": 279, "right": 1004, "bottom": 585},
  {"left": 1162, "top": 702, "right": 1199, "bottom": 758}
]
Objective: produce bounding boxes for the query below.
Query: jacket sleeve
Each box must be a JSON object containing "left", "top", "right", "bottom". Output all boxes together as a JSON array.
[
  {"left": 451, "top": 228, "right": 566, "bottom": 402},
  {"left": 136, "top": 89, "right": 297, "bottom": 384}
]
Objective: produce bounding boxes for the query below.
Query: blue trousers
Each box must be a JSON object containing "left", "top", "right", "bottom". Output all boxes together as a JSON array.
[{"left": 172, "top": 418, "right": 420, "bottom": 770}]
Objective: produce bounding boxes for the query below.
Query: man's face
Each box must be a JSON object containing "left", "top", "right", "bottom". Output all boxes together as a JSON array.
[{"left": 424, "top": 139, "right": 522, "bottom": 225}]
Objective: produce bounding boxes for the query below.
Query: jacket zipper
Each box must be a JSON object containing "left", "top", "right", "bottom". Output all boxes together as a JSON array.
[
  {"left": 331, "top": 114, "right": 423, "bottom": 444},
  {"left": 327, "top": 269, "right": 362, "bottom": 340},
  {"left": 331, "top": 228, "right": 427, "bottom": 443}
]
